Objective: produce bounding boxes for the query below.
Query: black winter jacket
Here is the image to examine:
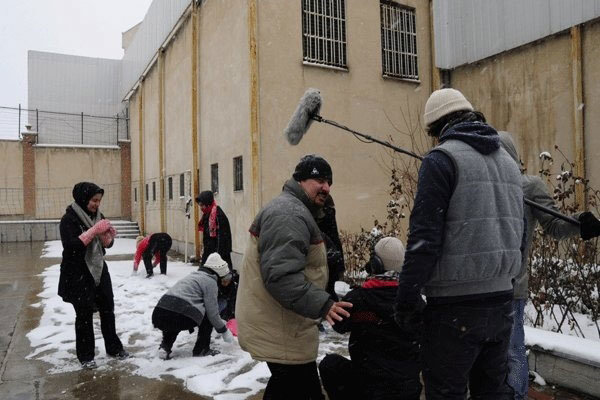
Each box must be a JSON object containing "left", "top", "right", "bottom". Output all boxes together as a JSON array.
[
  {"left": 58, "top": 206, "right": 114, "bottom": 308},
  {"left": 333, "top": 279, "right": 422, "bottom": 399},
  {"left": 200, "top": 206, "right": 232, "bottom": 267}
]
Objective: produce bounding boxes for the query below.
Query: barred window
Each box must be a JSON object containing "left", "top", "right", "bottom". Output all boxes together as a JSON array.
[
  {"left": 233, "top": 156, "right": 243, "bottom": 191},
  {"left": 380, "top": 1, "right": 418, "bottom": 80},
  {"left": 211, "top": 163, "right": 219, "bottom": 194},
  {"left": 302, "top": 0, "right": 347, "bottom": 69},
  {"left": 145, "top": 184, "right": 149, "bottom": 202},
  {"left": 134, "top": 187, "right": 137, "bottom": 203},
  {"left": 168, "top": 177, "right": 173, "bottom": 200},
  {"left": 152, "top": 181, "right": 156, "bottom": 201},
  {"left": 179, "top": 173, "right": 185, "bottom": 197}
]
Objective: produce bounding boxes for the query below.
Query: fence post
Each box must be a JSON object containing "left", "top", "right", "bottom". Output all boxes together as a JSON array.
[
  {"left": 81, "top": 112, "right": 84, "bottom": 144},
  {"left": 36, "top": 109, "right": 39, "bottom": 137},
  {"left": 116, "top": 115, "right": 119, "bottom": 145},
  {"left": 18, "top": 104, "right": 21, "bottom": 138}
]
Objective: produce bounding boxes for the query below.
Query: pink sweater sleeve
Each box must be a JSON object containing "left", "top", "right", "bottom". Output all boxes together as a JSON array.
[{"left": 133, "top": 236, "right": 151, "bottom": 268}]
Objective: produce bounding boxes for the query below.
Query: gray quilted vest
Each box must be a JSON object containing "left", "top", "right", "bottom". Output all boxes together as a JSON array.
[{"left": 425, "top": 139, "right": 524, "bottom": 298}]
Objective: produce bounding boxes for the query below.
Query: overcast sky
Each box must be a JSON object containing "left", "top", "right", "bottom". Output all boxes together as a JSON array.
[{"left": 0, "top": 0, "right": 153, "bottom": 108}]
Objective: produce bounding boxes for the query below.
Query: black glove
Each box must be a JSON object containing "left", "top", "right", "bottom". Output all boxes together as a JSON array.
[
  {"left": 579, "top": 212, "right": 600, "bottom": 240},
  {"left": 393, "top": 297, "right": 426, "bottom": 336}
]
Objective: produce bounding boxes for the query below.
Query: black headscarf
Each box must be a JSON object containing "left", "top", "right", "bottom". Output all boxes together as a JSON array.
[
  {"left": 196, "top": 190, "right": 214, "bottom": 206},
  {"left": 72, "top": 182, "right": 104, "bottom": 216}
]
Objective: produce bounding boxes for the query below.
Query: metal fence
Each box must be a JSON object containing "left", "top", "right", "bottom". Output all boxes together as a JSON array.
[{"left": 0, "top": 105, "right": 128, "bottom": 146}]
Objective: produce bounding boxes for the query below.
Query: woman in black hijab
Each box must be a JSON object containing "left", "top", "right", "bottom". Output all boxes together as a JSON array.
[{"left": 58, "top": 182, "right": 129, "bottom": 369}]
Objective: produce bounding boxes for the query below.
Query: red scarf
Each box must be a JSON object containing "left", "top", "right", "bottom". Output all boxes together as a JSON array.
[{"left": 199, "top": 201, "right": 218, "bottom": 238}]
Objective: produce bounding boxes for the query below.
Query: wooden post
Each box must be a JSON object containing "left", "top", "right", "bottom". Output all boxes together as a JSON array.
[
  {"left": 249, "top": 0, "right": 261, "bottom": 215},
  {"left": 138, "top": 83, "right": 146, "bottom": 233},
  {"left": 191, "top": 4, "right": 201, "bottom": 260},
  {"left": 158, "top": 50, "right": 166, "bottom": 232},
  {"left": 571, "top": 25, "right": 586, "bottom": 210}
]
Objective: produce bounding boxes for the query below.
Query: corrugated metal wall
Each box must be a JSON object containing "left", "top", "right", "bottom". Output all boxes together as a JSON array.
[
  {"left": 120, "top": 0, "right": 191, "bottom": 100},
  {"left": 433, "top": 0, "right": 600, "bottom": 69},
  {"left": 28, "top": 50, "right": 122, "bottom": 117}
]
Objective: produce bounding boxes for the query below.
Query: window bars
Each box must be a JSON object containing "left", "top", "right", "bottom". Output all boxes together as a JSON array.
[
  {"left": 211, "top": 163, "right": 219, "bottom": 194},
  {"left": 380, "top": 1, "right": 418, "bottom": 80},
  {"left": 233, "top": 156, "right": 243, "bottom": 191},
  {"left": 302, "top": 0, "right": 347, "bottom": 69}
]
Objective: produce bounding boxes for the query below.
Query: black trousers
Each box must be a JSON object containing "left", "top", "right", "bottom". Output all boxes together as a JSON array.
[
  {"left": 422, "top": 300, "right": 514, "bottom": 400},
  {"left": 151, "top": 307, "right": 213, "bottom": 354},
  {"left": 263, "top": 361, "right": 324, "bottom": 400},
  {"left": 72, "top": 290, "right": 123, "bottom": 363},
  {"left": 319, "top": 353, "right": 422, "bottom": 400},
  {"left": 143, "top": 233, "right": 172, "bottom": 275}
]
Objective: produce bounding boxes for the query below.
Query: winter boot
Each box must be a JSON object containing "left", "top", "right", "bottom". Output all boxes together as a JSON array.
[
  {"left": 81, "top": 360, "right": 98, "bottom": 370},
  {"left": 110, "top": 349, "right": 130, "bottom": 360}
]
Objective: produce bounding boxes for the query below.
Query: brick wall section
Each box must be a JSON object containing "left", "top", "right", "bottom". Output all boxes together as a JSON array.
[
  {"left": 119, "top": 140, "right": 132, "bottom": 220},
  {"left": 22, "top": 133, "right": 38, "bottom": 219}
]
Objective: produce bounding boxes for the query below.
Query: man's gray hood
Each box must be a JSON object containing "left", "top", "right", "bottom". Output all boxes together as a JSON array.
[{"left": 498, "top": 131, "right": 520, "bottom": 164}]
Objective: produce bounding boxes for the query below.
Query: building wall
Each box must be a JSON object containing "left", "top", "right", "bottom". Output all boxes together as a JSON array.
[
  {"left": 126, "top": 0, "right": 435, "bottom": 259},
  {"left": 450, "top": 21, "right": 600, "bottom": 191},
  {"left": 198, "top": 0, "right": 252, "bottom": 255},
  {"left": 256, "top": 0, "right": 433, "bottom": 233},
  {"left": 129, "top": 93, "right": 142, "bottom": 226},
  {"left": 164, "top": 17, "right": 194, "bottom": 247},
  {"left": 141, "top": 66, "right": 161, "bottom": 233},
  {"left": 582, "top": 20, "right": 600, "bottom": 192},
  {"left": 0, "top": 140, "right": 23, "bottom": 217},
  {"left": 33, "top": 145, "right": 122, "bottom": 219}
]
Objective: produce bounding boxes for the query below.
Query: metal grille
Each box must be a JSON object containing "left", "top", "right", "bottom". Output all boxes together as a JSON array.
[
  {"left": 233, "top": 156, "right": 243, "bottom": 192},
  {"left": 380, "top": 2, "right": 419, "bottom": 80},
  {"left": 211, "top": 163, "right": 219, "bottom": 194},
  {"left": 302, "top": 0, "right": 347, "bottom": 69}
]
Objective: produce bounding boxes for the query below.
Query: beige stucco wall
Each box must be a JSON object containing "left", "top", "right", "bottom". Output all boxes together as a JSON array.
[
  {"left": 582, "top": 20, "right": 600, "bottom": 191},
  {"left": 164, "top": 17, "right": 194, "bottom": 245},
  {"left": 34, "top": 145, "right": 121, "bottom": 218},
  {"left": 129, "top": 93, "right": 142, "bottom": 226},
  {"left": 450, "top": 32, "right": 580, "bottom": 181},
  {"left": 198, "top": 0, "right": 252, "bottom": 255},
  {"left": 0, "top": 140, "right": 24, "bottom": 217},
  {"left": 256, "top": 0, "right": 433, "bottom": 234},
  {"left": 141, "top": 64, "right": 161, "bottom": 233},
  {"left": 127, "top": 0, "right": 434, "bottom": 257}
]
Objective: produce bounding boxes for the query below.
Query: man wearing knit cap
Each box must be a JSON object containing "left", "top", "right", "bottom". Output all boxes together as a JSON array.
[
  {"left": 320, "top": 237, "right": 422, "bottom": 400},
  {"left": 394, "top": 88, "right": 524, "bottom": 399},
  {"left": 236, "top": 154, "right": 352, "bottom": 400}
]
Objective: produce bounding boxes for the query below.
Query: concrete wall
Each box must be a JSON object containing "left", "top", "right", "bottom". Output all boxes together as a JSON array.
[
  {"left": 164, "top": 17, "right": 194, "bottom": 249},
  {"left": 198, "top": 0, "right": 252, "bottom": 256},
  {"left": 450, "top": 19, "right": 600, "bottom": 191},
  {"left": 0, "top": 221, "right": 60, "bottom": 243},
  {"left": 0, "top": 140, "right": 23, "bottom": 217},
  {"left": 126, "top": 0, "right": 435, "bottom": 259},
  {"left": 256, "top": 0, "right": 433, "bottom": 234},
  {"left": 33, "top": 145, "right": 122, "bottom": 219}
]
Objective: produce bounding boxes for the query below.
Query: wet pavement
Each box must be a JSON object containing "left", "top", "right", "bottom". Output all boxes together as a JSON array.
[{"left": 0, "top": 241, "right": 592, "bottom": 400}]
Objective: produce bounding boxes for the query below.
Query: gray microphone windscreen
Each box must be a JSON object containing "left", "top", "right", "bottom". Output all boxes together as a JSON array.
[{"left": 284, "top": 88, "right": 322, "bottom": 145}]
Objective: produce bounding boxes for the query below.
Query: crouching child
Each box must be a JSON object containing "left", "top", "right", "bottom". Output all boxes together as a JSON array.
[
  {"left": 319, "top": 237, "right": 422, "bottom": 400},
  {"left": 151, "top": 253, "right": 234, "bottom": 359}
]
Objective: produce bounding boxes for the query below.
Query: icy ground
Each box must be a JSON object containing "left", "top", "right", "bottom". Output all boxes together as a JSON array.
[{"left": 28, "top": 239, "right": 348, "bottom": 400}]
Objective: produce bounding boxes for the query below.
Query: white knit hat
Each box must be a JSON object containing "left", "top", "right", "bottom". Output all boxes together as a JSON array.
[
  {"left": 204, "top": 253, "right": 230, "bottom": 277},
  {"left": 423, "top": 88, "right": 473, "bottom": 128},
  {"left": 374, "top": 237, "right": 406, "bottom": 272}
]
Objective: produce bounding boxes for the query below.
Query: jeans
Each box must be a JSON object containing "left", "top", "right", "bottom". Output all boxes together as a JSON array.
[
  {"left": 263, "top": 361, "right": 324, "bottom": 400},
  {"left": 422, "top": 300, "right": 514, "bottom": 400},
  {"left": 507, "top": 299, "right": 528, "bottom": 399}
]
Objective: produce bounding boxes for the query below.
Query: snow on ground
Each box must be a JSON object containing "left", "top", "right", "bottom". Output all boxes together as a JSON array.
[
  {"left": 41, "top": 238, "right": 138, "bottom": 258},
  {"left": 27, "top": 242, "right": 347, "bottom": 400},
  {"left": 525, "top": 302, "right": 600, "bottom": 342},
  {"left": 525, "top": 326, "right": 600, "bottom": 365}
]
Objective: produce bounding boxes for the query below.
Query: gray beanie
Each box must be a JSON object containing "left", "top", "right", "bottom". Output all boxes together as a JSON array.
[
  {"left": 424, "top": 88, "right": 473, "bottom": 128},
  {"left": 374, "top": 237, "right": 406, "bottom": 272}
]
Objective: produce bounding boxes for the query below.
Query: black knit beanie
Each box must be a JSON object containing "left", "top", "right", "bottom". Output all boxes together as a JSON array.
[
  {"left": 292, "top": 154, "right": 332, "bottom": 185},
  {"left": 196, "top": 190, "right": 214, "bottom": 206}
]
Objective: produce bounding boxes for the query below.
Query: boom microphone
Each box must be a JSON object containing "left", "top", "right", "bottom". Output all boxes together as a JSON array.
[{"left": 284, "top": 88, "right": 322, "bottom": 145}]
